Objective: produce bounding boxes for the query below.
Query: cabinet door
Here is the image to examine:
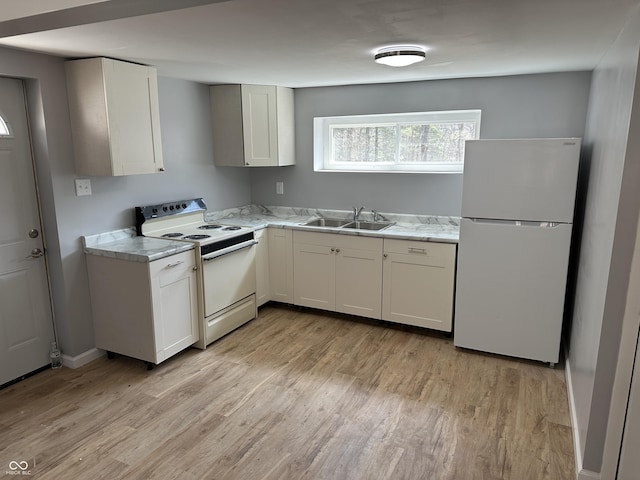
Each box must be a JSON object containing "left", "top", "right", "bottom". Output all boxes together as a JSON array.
[
  {"left": 382, "top": 242, "right": 455, "bottom": 332},
  {"left": 293, "top": 242, "right": 335, "bottom": 311},
  {"left": 268, "top": 228, "right": 294, "bottom": 303},
  {"left": 255, "top": 229, "right": 270, "bottom": 307},
  {"left": 241, "top": 85, "right": 278, "bottom": 166},
  {"left": 104, "top": 58, "right": 164, "bottom": 175},
  {"left": 150, "top": 252, "right": 199, "bottom": 362},
  {"left": 335, "top": 247, "right": 383, "bottom": 319}
]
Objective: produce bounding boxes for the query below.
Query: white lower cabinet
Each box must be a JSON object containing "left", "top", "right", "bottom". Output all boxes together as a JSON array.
[
  {"left": 255, "top": 228, "right": 270, "bottom": 307},
  {"left": 86, "top": 249, "right": 199, "bottom": 365},
  {"left": 293, "top": 240, "right": 335, "bottom": 310},
  {"left": 268, "top": 228, "right": 294, "bottom": 303},
  {"left": 293, "top": 231, "right": 383, "bottom": 318},
  {"left": 382, "top": 239, "right": 456, "bottom": 332}
]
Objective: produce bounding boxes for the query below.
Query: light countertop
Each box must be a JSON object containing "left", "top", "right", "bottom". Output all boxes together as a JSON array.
[
  {"left": 206, "top": 205, "right": 460, "bottom": 244},
  {"left": 82, "top": 206, "right": 459, "bottom": 262},
  {"left": 82, "top": 228, "right": 194, "bottom": 262}
]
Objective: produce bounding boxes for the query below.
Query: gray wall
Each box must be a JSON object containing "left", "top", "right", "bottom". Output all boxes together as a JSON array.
[
  {"left": 567, "top": 6, "right": 640, "bottom": 474},
  {"left": 0, "top": 46, "right": 251, "bottom": 357},
  {"left": 250, "top": 72, "right": 591, "bottom": 216}
]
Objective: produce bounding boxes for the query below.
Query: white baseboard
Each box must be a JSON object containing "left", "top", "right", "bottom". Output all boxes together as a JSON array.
[
  {"left": 565, "top": 356, "right": 601, "bottom": 480},
  {"left": 62, "top": 348, "right": 104, "bottom": 369}
]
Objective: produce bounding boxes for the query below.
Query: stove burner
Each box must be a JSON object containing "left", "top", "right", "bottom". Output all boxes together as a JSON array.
[
  {"left": 198, "top": 224, "right": 223, "bottom": 230},
  {"left": 162, "top": 233, "right": 184, "bottom": 238},
  {"left": 183, "top": 234, "right": 211, "bottom": 240},
  {"left": 222, "top": 226, "right": 242, "bottom": 231}
]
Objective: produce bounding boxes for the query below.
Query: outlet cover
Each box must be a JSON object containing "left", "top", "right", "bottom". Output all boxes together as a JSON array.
[
  {"left": 75, "top": 178, "right": 92, "bottom": 196},
  {"left": 276, "top": 181, "right": 284, "bottom": 195}
]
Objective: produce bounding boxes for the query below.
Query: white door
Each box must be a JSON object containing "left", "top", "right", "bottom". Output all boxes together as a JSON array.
[
  {"left": 293, "top": 242, "right": 335, "bottom": 311},
  {"left": 0, "top": 77, "right": 55, "bottom": 386},
  {"left": 454, "top": 218, "right": 573, "bottom": 364},
  {"left": 241, "top": 85, "right": 278, "bottom": 166},
  {"left": 335, "top": 247, "right": 382, "bottom": 319},
  {"left": 462, "top": 138, "right": 581, "bottom": 222},
  {"left": 618, "top": 328, "right": 640, "bottom": 479},
  {"left": 382, "top": 250, "right": 454, "bottom": 331}
]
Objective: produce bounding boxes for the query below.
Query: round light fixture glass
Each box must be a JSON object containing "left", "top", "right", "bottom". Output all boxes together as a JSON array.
[{"left": 374, "top": 46, "right": 426, "bottom": 67}]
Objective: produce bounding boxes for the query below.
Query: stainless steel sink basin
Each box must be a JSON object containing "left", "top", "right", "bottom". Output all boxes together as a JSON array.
[
  {"left": 342, "top": 221, "right": 394, "bottom": 231},
  {"left": 303, "top": 218, "right": 352, "bottom": 228}
]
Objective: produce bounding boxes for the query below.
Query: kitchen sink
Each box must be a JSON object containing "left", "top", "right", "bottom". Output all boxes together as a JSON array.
[
  {"left": 303, "top": 218, "right": 352, "bottom": 228},
  {"left": 342, "top": 221, "right": 394, "bottom": 231}
]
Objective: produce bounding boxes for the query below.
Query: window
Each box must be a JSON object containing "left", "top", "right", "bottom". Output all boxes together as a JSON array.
[
  {"left": 0, "top": 114, "right": 10, "bottom": 137},
  {"left": 314, "top": 110, "right": 481, "bottom": 173}
]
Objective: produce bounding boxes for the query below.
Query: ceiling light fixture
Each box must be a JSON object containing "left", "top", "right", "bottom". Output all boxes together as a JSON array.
[{"left": 374, "top": 46, "right": 426, "bottom": 67}]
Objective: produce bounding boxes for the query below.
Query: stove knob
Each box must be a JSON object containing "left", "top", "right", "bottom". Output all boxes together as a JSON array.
[
  {"left": 176, "top": 204, "right": 181, "bottom": 210},
  {"left": 182, "top": 203, "right": 187, "bottom": 209},
  {"left": 162, "top": 206, "right": 168, "bottom": 212},
  {"left": 169, "top": 205, "right": 175, "bottom": 210},
  {"left": 152, "top": 208, "right": 158, "bottom": 214}
]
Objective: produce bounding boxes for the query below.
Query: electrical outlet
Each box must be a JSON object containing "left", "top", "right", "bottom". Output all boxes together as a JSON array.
[
  {"left": 276, "top": 181, "right": 284, "bottom": 195},
  {"left": 75, "top": 178, "right": 92, "bottom": 196}
]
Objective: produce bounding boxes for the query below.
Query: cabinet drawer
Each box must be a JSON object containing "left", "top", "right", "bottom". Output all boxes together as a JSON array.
[
  {"left": 384, "top": 239, "right": 456, "bottom": 260},
  {"left": 294, "top": 230, "right": 382, "bottom": 251},
  {"left": 150, "top": 250, "right": 195, "bottom": 278}
]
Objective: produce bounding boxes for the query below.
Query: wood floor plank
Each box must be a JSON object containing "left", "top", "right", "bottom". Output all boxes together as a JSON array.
[{"left": 0, "top": 304, "right": 575, "bottom": 479}]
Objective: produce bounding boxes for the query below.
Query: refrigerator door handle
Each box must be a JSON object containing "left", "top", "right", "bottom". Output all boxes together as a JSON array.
[{"left": 468, "top": 218, "right": 567, "bottom": 228}]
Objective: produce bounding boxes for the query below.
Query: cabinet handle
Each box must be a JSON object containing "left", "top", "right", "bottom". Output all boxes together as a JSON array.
[
  {"left": 383, "top": 253, "right": 388, "bottom": 258},
  {"left": 192, "top": 266, "right": 198, "bottom": 271},
  {"left": 330, "top": 247, "right": 335, "bottom": 253},
  {"left": 159, "top": 167, "right": 166, "bottom": 172},
  {"left": 408, "top": 247, "right": 427, "bottom": 254},
  {"left": 335, "top": 248, "right": 341, "bottom": 253},
  {"left": 167, "top": 260, "right": 184, "bottom": 267}
]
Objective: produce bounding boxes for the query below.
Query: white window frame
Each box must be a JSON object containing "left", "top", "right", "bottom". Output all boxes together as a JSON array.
[
  {"left": 313, "top": 110, "right": 481, "bottom": 173},
  {"left": 0, "top": 112, "right": 11, "bottom": 137}
]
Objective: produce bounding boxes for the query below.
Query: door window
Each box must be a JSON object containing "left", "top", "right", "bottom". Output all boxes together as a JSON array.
[{"left": 0, "top": 113, "right": 10, "bottom": 136}]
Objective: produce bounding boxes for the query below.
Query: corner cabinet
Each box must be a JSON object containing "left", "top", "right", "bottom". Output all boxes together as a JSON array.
[
  {"left": 86, "top": 250, "right": 199, "bottom": 366},
  {"left": 293, "top": 231, "right": 383, "bottom": 319},
  {"left": 65, "top": 57, "right": 164, "bottom": 176},
  {"left": 210, "top": 84, "right": 295, "bottom": 167},
  {"left": 382, "top": 239, "right": 456, "bottom": 332}
]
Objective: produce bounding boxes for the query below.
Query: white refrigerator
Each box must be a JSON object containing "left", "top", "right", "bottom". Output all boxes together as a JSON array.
[{"left": 454, "top": 138, "right": 581, "bottom": 365}]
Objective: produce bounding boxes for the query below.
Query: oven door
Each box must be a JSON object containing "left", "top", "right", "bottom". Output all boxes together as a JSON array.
[{"left": 202, "top": 241, "right": 257, "bottom": 317}]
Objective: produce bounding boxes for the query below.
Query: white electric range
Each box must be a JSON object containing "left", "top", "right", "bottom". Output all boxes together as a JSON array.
[{"left": 135, "top": 198, "right": 257, "bottom": 348}]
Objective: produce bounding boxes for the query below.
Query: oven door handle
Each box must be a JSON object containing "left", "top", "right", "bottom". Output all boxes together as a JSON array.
[{"left": 202, "top": 239, "right": 258, "bottom": 261}]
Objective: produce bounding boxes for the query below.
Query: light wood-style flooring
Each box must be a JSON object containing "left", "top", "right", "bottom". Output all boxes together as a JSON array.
[{"left": 0, "top": 305, "right": 574, "bottom": 479}]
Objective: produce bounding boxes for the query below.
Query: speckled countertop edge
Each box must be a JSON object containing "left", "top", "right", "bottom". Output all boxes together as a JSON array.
[
  {"left": 82, "top": 205, "right": 460, "bottom": 261},
  {"left": 82, "top": 228, "right": 195, "bottom": 262},
  {"left": 206, "top": 205, "right": 460, "bottom": 244}
]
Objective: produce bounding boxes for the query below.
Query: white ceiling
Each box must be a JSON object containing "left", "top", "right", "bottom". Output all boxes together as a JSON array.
[{"left": 1, "top": 0, "right": 639, "bottom": 88}]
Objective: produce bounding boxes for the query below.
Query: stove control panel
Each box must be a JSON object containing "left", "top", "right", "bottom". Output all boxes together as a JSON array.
[{"left": 135, "top": 198, "right": 207, "bottom": 234}]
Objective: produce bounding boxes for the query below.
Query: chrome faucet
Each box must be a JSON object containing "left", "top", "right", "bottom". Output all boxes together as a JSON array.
[
  {"left": 352, "top": 206, "right": 366, "bottom": 221},
  {"left": 372, "top": 210, "right": 381, "bottom": 222}
]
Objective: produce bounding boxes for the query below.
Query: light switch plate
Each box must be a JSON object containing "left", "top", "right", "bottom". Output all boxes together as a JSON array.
[{"left": 75, "top": 178, "right": 92, "bottom": 196}]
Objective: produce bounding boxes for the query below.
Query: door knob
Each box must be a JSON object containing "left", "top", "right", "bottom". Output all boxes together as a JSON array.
[
  {"left": 26, "top": 248, "right": 44, "bottom": 259},
  {"left": 28, "top": 229, "right": 39, "bottom": 238}
]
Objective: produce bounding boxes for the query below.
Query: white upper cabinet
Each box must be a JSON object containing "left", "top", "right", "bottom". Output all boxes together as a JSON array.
[
  {"left": 65, "top": 57, "right": 164, "bottom": 176},
  {"left": 210, "top": 84, "right": 295, "bottom": 167}
]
